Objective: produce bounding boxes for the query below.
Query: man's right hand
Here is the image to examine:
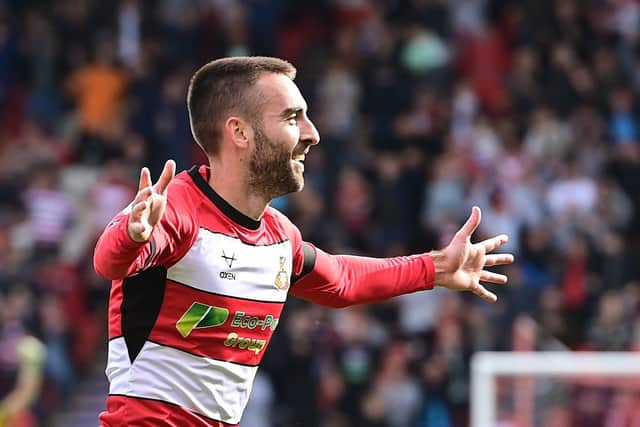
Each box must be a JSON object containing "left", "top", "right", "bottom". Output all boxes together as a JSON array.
[{"left": 128, "top": 160, "right": 176, "bottom": 243}]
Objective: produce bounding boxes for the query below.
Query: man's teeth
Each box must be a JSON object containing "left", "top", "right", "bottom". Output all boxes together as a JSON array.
[{"left": 293, "top": 158, "right": 305, "bottom": 170}]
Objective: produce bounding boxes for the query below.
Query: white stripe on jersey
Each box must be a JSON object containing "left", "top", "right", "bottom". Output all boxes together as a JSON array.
[
  {"left": 167, "top": 228, "right": 293, "bottom": 303},
  {"left": 107, "top": 337, "right": 258, "bottom": 424}
]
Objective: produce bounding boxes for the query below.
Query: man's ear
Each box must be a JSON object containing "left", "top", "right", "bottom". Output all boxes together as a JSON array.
[{"left": 224, "top": 116, "right": 254, "bottom": 150}]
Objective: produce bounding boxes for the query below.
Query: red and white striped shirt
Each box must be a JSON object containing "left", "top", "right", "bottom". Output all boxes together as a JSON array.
[{"left": 94, "top": 165, "right": 435, "bottom": 426}]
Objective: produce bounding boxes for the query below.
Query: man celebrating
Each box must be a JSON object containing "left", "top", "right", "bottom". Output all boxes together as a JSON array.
[{"left": 94, "top": 57, "right": 513, "bottom": 426}]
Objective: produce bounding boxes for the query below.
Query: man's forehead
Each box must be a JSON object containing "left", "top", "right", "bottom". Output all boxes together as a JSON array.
[{"left": 256, "top": 73, "right": 307, "bottom": 112}]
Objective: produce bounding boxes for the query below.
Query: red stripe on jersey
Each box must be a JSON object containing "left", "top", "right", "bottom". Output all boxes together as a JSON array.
[
  {"left": 148, "top": 281, "right": 284, "bottom": 365},
  {"left": 108, "top": 280, "right": 123, "bottom": 338},
  {"left": 100, "top": 395, "right": 237, "bottom": 427}
]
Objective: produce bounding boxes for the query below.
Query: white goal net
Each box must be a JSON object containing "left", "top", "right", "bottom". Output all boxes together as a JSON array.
[{"left": 471, "top": 352, "right": 640, "bottom": 427}]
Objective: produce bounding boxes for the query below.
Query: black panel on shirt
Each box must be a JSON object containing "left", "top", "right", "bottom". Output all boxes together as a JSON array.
[
  {"left": 188, "top": 165, "right": 261, "bottom": 230},
  {"left": 121, "top": 266, "right": 167, "bottom": 363},
  {"left": 141, "top": 237, "right": 157, "bottom": 270},
  {"left": 291, "top": 242, "right": 317, "bottom": 285}
]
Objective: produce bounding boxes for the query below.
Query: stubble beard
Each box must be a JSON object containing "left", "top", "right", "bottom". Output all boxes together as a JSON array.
[{"left": 247, "top": 126, "right": 304, "bottom": 200}]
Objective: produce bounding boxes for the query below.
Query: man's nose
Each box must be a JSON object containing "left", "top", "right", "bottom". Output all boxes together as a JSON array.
[{"left": 300, "top": 118, "right": 320, "bottom": 146}]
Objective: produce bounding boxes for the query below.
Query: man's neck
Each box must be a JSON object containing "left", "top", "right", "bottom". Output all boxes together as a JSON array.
[{"left": 207, "top": 159, "right": 270, "bottom": 221}]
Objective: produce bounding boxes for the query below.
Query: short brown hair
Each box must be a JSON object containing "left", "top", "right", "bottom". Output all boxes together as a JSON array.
[{"left": 187, "top": 56, "right": 297, "bottom": 155}]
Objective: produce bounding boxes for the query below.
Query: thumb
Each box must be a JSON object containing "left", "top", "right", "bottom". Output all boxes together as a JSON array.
[{"left": 456, "top": 206, "right": 481, "bottom": 240}]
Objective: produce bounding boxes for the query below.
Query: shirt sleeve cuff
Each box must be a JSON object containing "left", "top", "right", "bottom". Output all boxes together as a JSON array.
[{"left": 421, "top": 254, "right": 436, "bottom": 290}]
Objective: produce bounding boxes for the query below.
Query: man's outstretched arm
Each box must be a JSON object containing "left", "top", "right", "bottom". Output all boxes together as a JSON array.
[
  {"left": 290, "top": 207, "right": 514, "bottom": 307},
  {"left": 290, "top": 247, "right": 436, "bottom": 308}
]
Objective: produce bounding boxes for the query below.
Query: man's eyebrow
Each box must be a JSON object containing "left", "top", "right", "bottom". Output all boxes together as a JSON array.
[{"left": 280, "top": 107, "right": 304, "bottom": 118}]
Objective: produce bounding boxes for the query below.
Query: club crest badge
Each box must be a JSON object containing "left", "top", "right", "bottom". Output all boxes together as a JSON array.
[{"left": 274, "top": 256, "right": 290, "bottom": 290}]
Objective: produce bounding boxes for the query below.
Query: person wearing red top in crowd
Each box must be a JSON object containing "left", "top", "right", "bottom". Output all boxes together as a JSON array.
[{"left": 93, "top": 56, "right": 514, "bottom": 426}]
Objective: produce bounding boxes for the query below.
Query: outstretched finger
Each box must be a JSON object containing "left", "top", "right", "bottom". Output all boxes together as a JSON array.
[
  {"left": 478, "top": 234, "right": 509, "bottom": 253},
  {"left": 472, "top": 283, "right": 498, "bottom": 303},
  {"left": 485, "top": 253, "right": 514, "bottom": 267},
  {"left": 155, "top": 160, "right": 176, "bottom": 195},
  {"left": 138, "top": 167, "right": 152, "bottom": 191},
  {"left": 456, "top": 206, "right": 481, "bottom": 240},
  {"left": 479, "top": 270, "right": 508, "bottom": 285}
]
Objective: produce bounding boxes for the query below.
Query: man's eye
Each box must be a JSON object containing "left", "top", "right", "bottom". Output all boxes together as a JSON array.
[{"left": 288, "top": 117, "right": 298, "bottom": 125}]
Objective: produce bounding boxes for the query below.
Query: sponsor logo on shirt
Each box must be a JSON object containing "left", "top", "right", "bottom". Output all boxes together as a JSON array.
[
  {"left": 221, "top": 250, "right": 236, "bottom": 268},
  {"left": 176, "top": 302, "right": 229, "bottom": 337},
  {"left": 219, "top": 271, "right": 236, "bottom": 280},
  {"left": 219, "top": 250, "right": 238, "bottom": 280},
  {"left": 223, "top": 332, "right": 266, "bottom": 354},
  {"left": 231, "top": 311, "right": 279, "bottom": 331},
  {"left": 176, "top": 303, "right": 279, "bottom": 338}
]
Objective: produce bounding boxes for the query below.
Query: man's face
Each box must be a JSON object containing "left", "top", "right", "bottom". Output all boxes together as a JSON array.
[{"left": 247, "top": 73, "right": 320, "bottom": 199}]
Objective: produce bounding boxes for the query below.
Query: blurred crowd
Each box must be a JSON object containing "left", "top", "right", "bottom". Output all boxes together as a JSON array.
[{"left": 2, "top": 0, "right": 640, "bottom": 426}]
